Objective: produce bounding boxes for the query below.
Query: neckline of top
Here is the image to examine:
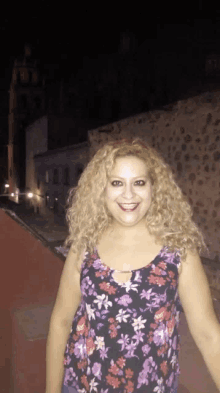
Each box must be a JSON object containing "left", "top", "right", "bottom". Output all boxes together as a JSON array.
[{"left": 94, "top": 245, "right": 166, "bottom": 273}]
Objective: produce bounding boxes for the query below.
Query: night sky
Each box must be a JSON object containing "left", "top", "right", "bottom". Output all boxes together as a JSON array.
[{"left": 0, "top": 1, "right": 220, "bottom": 117}]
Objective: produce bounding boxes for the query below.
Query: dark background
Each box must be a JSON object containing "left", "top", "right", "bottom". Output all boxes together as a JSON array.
[{"left": 1, "top": 1, "right": 220, "bottom": 190}]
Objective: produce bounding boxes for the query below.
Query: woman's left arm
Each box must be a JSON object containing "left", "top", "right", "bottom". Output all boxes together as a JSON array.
[{"left": 178, "top": 248, "right": 220, "bottom": 391}]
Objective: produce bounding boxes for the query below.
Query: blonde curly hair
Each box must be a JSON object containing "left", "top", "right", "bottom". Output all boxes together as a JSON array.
[{"left": 63, "top": 136, "right": 209, "bottom": 268}]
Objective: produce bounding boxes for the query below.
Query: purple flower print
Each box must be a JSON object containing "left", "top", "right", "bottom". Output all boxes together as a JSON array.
[
  {"left": 74, "top": 337, "right": 87, "bottom": 359},
  {"left": 124, "top": 340, "right": 139, "bottom": 359},
  {"left": 99, "top": 346, "right": 109, "bottom": 360},
  {"left": 137, "top": 357, "right": 158, "bottom": 388},
  {"left": 133, "top": 270, "right": 142, "bottom": 282},
  {"left": 63, "top": 245, "right": 182, "bottom": 392},
  {"left": 89, "top": 328, "right": 96, "bottom": 337},
  {"left": 64, "top": 354, "right": 72, "bottom": 366},
  {"left": 117, "top": 294, "right": 132, "bottom": 306},
  {"left": 137, "top": 370, "right": 149, "bottom": 388},
  {"left": 153, "top": 324, "right": 169, "bottom": 346},
  {"left": 133, "top": 330, "right": 145, "bottom": 344},
  {"left": 142, "top": 343, "right": 151, "bottom": 356},
  {"left": 63, "top": 367, "right": 77, "bottom": 386},
  {"left": 93, "top": 258, "right": 103, "bottom": 269},
  {"left": 166, "top": 371, "right": 175, "bottom": 388},
  {"left": 150, "top": 370, "right": 158, "bottom": 383},
  {"left": 88, "top": 284, "right": 97, "bottom": 296},
  {"left": 172, "top": 335, "right": 177, "bottom": 350},
  {"left": 143, "top": 357, "right": 157, "bottom": 374},
  {"left": 96, "top": 322, "right": 104, "bottom": 330},
  {"left": 140, "top": 288, "right": 155, "bottom": 300},
  {"left": 117, "top": 333, "right": 130, "bottom": 350},
  {"left": 92, "top": 362, "right": 102, "bottom": 380}
]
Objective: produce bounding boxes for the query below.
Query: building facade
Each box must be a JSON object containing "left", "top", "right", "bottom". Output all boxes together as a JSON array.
[{"left": 8, "top": 44, "right": 45, "bottom": 203}]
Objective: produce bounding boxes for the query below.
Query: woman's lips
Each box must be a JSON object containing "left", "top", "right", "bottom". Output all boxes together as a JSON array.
[{"left": 118, "top": 203, "right": 139, "bottom": 212}]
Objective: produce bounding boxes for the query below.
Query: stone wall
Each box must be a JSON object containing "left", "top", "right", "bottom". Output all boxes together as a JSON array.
[{"left": 88, "top": 91, "right": 220, "bottom": 299}]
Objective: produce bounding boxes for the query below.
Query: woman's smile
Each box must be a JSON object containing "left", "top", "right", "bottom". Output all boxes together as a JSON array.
[{"left": 118, "top": 203, "right": 140, "bottom": 212}]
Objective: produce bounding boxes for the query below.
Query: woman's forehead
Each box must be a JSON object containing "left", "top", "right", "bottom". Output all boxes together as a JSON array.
[{"left": 110, "top": 156, "right": 148, "bottom": 173}]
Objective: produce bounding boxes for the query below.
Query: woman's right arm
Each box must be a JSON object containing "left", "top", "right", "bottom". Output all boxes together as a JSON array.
[{"left": 45, "top": 246, "right": 85, "bottom": 393}]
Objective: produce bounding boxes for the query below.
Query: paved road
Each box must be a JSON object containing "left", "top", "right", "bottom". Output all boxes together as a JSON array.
[{"left": 1, "top": 205, "right": 220, "bottom": 392}]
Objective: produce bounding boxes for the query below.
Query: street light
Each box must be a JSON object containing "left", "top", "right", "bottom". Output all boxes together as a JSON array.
[
  {"left": 0, "top": 192, "right": 33, "bottom": 198},
  {"left": 27, "top": 192, "right": 33, "bottom": 198}
]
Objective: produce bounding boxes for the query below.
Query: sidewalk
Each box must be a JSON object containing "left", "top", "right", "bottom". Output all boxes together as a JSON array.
[{"left": 0, "top": 199, "right": 70, "bottom": 260}]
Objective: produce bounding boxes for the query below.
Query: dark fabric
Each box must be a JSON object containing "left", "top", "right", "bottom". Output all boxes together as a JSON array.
[
  {"left": 62, "top": 385, "right": 78, "bottom": 393},
  {"left": 62, "top": 245, "right": 182, "bottom": 392}
]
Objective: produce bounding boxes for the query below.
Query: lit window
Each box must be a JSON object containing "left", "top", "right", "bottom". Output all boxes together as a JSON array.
[{"left": 45, "top": 171, "right": 49, "bottom": 183}]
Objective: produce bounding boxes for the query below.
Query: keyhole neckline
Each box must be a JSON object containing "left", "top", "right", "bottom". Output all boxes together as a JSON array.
[{"left": 95, "top": 245, "right": 165, "bottom": 273}]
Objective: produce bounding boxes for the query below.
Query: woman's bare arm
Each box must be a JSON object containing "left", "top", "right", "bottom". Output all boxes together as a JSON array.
[{"left": 45, "top": 246, "right": 85, "bottom": 393}]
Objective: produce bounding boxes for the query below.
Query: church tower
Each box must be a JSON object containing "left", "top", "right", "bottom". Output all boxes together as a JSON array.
[{"left": 8, "top": 43, "right": 45, "bottom": 203}]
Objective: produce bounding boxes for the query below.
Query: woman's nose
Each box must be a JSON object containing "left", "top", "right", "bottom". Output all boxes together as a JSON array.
[{"left": 122, "top": 184, "right": 135, "bottom": 197}]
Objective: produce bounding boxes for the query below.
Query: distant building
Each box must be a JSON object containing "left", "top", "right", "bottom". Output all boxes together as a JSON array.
[
  {"left": 8, "top": 43, "right": 45, "bottom": 203},
  {"left": 8, "top": 31, "right": 220, "bottom": 220}
]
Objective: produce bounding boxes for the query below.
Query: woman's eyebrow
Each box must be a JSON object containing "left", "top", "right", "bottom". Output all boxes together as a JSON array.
[{"left": 109, "top": 175, "right": 147, "bottom": 179}]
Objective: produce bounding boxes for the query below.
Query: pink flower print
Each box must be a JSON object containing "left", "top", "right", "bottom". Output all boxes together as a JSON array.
[
  {"left": 109, "top": 325, "right": 118, "bottom": 338},
  {"left": 106, "top": 374, "right": 121, "bottom": 389},
  {"left": 125, "top": 379, "right": 134, "bottom": 393},
  {"left": 148, "top": 274, "right": 157, "bottom": 284},
  {"left": 156, "top": 276, "right": 166, "bottom": 286},
  {"left": 69, "top": 342, "right": 74, "bottom": 355},
  {"left": 157, "top": 342, "right": 169, "bottom": 356},
  {"left": 95, "top": 270, "right": 108, "bottom": 278},
  {"left": 164, "top": 309, "right": 171, "bottom": 321},
  {"left": 154, "top": 307, "right": 167, "bottom": 323},
  {"left": 168, "top": 270, "right": 175, "bottom": 279},
  {"left": 76, "top": 316, "right": 87, "bottom": 336},
  {"left": 154, "top": 266, "right": 162, "bottom": 275},
  {"left": 77, "top": 358, "right": 88, "bottom": 370},
  {"left": 108, "top": 362, "right": 120, "bottom": 375},
  {"left": 125, "top": 368, "right": 134, "bottom": 379},
  {"left": 158, "top": 261, "right": 167, "bottom": 270},
  {"left": 99, "top": 281, "right": 117, "bottom": 295},
  {"left": 150, "top": 322, "right": 158, "bottom": 329},
  {"left": 86, "top": 337, "right": 96, "bottom": 355},
  {"left": 116, "top": 356, "right": 126, "bottom": 369},
  {"left": 160, "top": 360, "right": 168, "bottom": 376},
  {"left": 167, "top": 315, "right": 175, "bottom": 337},
  {"left": 81, "top": 374, "right": 89, "bottom": 391}
]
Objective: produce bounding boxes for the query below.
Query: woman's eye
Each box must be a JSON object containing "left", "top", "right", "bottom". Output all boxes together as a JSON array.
[{"left": 111, "top": 180, "right": 146, "bottom": 186}]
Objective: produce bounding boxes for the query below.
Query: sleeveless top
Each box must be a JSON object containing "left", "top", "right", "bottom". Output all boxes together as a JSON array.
[{"left": 62, "top": 245, "right": 183, "bottom": 393}]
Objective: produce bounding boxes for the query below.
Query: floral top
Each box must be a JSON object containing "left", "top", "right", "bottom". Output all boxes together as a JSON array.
[{"left": 63, "top": 245, "right": 183, "bottom": 393}]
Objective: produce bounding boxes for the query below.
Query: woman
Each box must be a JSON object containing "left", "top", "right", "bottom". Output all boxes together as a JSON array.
[{"left": 45, "top": 137, "right": 220, "bottom": 393}]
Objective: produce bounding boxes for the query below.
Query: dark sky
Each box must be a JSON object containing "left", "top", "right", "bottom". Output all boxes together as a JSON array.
[{"left": 0, "top": 1, "right": 220, "bottom": 116}]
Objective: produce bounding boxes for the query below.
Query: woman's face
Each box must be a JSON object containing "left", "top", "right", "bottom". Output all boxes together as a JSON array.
[{"left": 104, "top": 156, "right": 153, "bottom": 231}]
